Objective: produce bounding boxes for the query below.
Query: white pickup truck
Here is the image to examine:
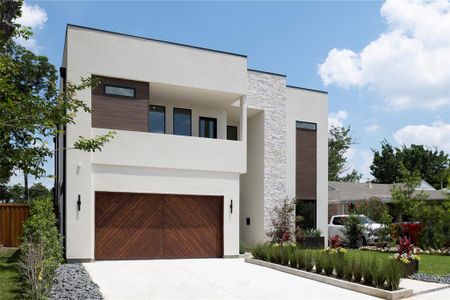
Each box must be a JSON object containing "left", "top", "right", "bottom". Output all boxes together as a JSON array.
[{"left": 328, "top": 214, "right": 385, "bottom": 246}]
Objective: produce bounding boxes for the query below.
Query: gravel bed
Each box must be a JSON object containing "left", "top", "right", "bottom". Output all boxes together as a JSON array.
[
  {"left": 408, "top": 273, "right": 450, "bottom": 284},
  {"left": 50, "top": 263, "right": 103, "bottom": 300}
]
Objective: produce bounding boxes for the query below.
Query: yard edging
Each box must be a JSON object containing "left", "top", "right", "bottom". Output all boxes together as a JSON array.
[{"left": 245, "top": 258, "right": 413, "bottom": 300}]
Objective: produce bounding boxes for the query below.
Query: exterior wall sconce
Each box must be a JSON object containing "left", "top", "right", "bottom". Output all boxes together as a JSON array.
[
  {"left": 230, "top": 199, "right": 233, "bottom": 214},
  {"left": 77, "top": 195, "right": 81, "bottom": 212},
  {"left": 246, "top": 217, "right": 251, "bottom": 225}
]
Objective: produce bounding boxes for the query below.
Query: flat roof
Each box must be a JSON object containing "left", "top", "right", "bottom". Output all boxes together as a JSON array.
[
  {"left": 67, "top": 24, "right": 247, "bottom": 58},
  {"left": 286, "top": 85, "right": 328, "bottom": 94}
]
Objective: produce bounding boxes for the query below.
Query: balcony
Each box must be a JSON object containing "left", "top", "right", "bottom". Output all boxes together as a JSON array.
[{"left": 91, "top": 128, "right": 246, "bottom": 174}]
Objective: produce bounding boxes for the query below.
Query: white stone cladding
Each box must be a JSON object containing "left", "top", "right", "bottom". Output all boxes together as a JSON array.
[{"left": 246, "top": 71, "right": 288, "bottom": 234}]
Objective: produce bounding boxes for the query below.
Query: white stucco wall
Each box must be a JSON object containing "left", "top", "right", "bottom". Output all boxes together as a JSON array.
[
  {"left": 240, "top": 112, "right": 265, "bottom": 246},
  {"left": 286, "top": 87, "right": 329, "bottom": 245},
  {"left": 63, "top": 26, "right": 247, "bottom": 260}
]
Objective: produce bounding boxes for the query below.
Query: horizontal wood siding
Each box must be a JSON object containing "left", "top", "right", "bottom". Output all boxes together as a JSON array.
[
  {"left": 296, "top": 128, "right": 317, "bottom": 200},
  {"left": 95, "top": 192, "right": 223, "bottom": 260},
  {"left": 92, "top": 76, "right": 149, "bottom": 132},
  {"left": 0, "top": 204, "right": 29, "bottom": 247}
]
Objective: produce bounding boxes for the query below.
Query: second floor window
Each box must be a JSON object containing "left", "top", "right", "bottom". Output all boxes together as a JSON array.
[
  {"left": 104, "top": 85, "right": 136, "bottom": 98},
  {"left": 148, "top": 105, "right": 165, "bottom": 133},
  {"left": 173, "top": 108, "right": 191, "bottom": 136},
  {"left": 199, "top": 117, "right": 217, "bottom": 139}
]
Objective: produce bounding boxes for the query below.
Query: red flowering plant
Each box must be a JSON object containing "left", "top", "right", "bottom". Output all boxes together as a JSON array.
[
  {"left": 393, "top": 236, "right": 420, "bottom": 263},
  {"left": 329, "top": 235, "right": 341, "bottom": 249}
]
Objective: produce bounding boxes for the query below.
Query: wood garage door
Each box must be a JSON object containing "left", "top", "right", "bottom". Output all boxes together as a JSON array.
[{"left": 95, "top": 192, "right": 223, "bottom": 260}]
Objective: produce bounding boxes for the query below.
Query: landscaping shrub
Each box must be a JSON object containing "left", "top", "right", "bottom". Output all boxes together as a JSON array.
[
  {"left": 323, "top": 253, "right": 334, "bottom": 276},
  {"left": 314, "top": 251, "right": 324, "bottom": 274},
  {"left": 343, "top": 257, "right": 353, "bottom": 281},
  {"left": 416, "top": 203, "right": 446, "bottom": 249},
  {"left": 281, "top": 245, "right": 293, "bottom": 266},
  {"left": 18, "top": 198, "right": 63, "bottom": 300},
  {"left": 239, "top": 241, "right": 247, "bottom": 254},
  {"left": 362, "top": 257, "right": 376, "bottom": 286},
  {"left": 343, "top": 214, "right": 364, "bottom": 248},
  {"left": 294, "top": 249, "right": 305, "bottom": 270},
  {"left": 252, "top": 244, "right": 265, "bottom": 260},
  {"left": 374, "top": 260, "right": 387, "bottom": 288},
  {"left": 267, "top": 197, "right": 299, "bottom": 243},
  {"left": 329, "top": 235, "right": 341, "bottom": 248},
  {"left": 333, "top": 254, "right": 345, "bottom": 278},
  {"left": 304, "top": 251, "right": 313, "bottom": 272},
  {"left": 385, "top": 259, "right": 402, "bottom": 291},
  {"left": 355, "top": 197, "right": 390, "bottom": 223}
]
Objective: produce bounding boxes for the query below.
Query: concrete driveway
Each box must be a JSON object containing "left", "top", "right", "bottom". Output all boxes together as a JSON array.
[{"left": 84, "top": 258, "right": 383, "bottom": 300}]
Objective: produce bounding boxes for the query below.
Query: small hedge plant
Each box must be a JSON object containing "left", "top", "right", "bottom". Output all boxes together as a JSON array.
[
  {"left": 251, "top": 244, "right": 402, "bottom": 291},
  {"left": 18, "top": 198, "right": 64, "bottom": 300}
]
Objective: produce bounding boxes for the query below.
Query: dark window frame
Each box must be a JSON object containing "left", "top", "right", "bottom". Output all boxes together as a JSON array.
[
  {"left": 173, "top": 107, "right": 192, "bottom": 136},
  {"left": 296, "top": 121, "right": 317, "bottom": 131},
  {"left": 104, "top": 84, "right": 136, "bottom": 99},
  {"left": 227, "top": 125, "right": 238, "bottom": 141},
  {"left": 199, "top": 116, "right": 218, "bottom": 139},
  {"left": 148, "top": 105, "right": 166, "bottom": 134}
]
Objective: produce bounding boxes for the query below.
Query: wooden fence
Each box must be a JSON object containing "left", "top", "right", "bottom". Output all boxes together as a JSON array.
[{"left": 0, "top": 204, "right": 29, "bottom": 247}]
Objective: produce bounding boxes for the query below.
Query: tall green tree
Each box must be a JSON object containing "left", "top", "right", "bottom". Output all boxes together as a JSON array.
[
  {"left": 1, "top": 1, "right": 115, "bottom": 201},
  {"left": 370, "top": 141, "right": 449, "bottom": 189},
  {"left": 328, "top": 126, "right": 362, "bottom": 182}
]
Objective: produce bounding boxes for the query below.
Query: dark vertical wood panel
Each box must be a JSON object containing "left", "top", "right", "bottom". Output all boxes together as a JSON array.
[
  {"left": 91, "top": 76, "right": 149, "bottom": 132},
  {"left": 296, "top": 128, "right": 317, "bottom": 200},
  {"left": 0, "top": 204, "right": 29, "bottom": 247}
]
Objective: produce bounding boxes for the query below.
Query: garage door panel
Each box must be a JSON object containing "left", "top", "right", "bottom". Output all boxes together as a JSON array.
[
  {"left": 95, "top": 192, "right": 164, "bottom": 260},
  {"left": 95, "top": 192, "right": 223, "bottom": 260}
]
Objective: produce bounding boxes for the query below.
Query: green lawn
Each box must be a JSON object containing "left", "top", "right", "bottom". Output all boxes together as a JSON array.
[
  {"left": 348, "top": 249, "right": 450, "bottom": 276},
  {"left": 0, "top": 248, "right": 20, "bottom": 300}
]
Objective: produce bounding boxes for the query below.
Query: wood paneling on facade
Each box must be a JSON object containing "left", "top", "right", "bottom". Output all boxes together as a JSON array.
[
  {"left": 0, "top": 204, "right": 29, "bottom": 247},
  {"left": 91, "top": 76, "right": 149, "bottom": 132},
  {"left": 95, "top": 192, "right": 223, "bottom": 260},
  {"left": 296, "top": 128, "right": 317, "bottom": 200}
]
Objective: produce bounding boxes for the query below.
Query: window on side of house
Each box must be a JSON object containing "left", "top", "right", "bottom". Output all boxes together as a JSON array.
[
  {"left": 148, "top": 105, "right": 165, "bottom": 133},
  {"left": 199, "top": 117, "right": 217, "bottom": 139},
  {"left": 173, "top": 108, "right": 192, "bottom": 136},
  {"left": 104, "top": 85, "right": 136, "bottom": 98},
  {"left": 227, "top": 126, "right": 238, "bottom": 141}
]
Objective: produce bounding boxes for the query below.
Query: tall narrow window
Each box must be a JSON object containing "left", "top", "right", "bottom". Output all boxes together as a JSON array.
[
  {"left": 173, "top": 108, "right": 191, "bottom": 136},
  {"left": 227, "top": 126, "right": 238, "bottom": 141},
  {"left": 199, "top": 117, "right": 217, "bottom": 139},
  {"left": 148, "top": 105, "right": 165, "bottom": 133}
]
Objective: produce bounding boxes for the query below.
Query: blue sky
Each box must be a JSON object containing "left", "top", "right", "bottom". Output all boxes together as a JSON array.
[{"left": 12, "top": 0, "right": 450, "bottom": 187}]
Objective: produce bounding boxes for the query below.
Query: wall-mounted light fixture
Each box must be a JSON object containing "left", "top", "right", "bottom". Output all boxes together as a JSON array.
[
  {"left": 246, "top": 217, "right": 251, "bottom": 225},
  {"left": 77, "top": 195, "right": 81, "bottom": 212},
  {"left": 230, "top": 199, "right": 233, "bottom": 214}
]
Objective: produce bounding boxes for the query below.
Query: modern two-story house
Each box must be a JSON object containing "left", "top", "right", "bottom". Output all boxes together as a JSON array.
[{"left": 56, "top": 24, "right": 328, "bottom": 261}]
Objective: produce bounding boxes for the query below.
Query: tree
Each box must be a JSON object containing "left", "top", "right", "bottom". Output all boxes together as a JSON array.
[
  {"left": 328, "top": 126, "right": 362, "bottom": 182},
  {"left": 355, "top": 197, "right": 390, "bottom": 223},
  {"left": 29, "top": 183, "right": 51, "bottom": 200},
  {"left": 343, "top": 214, "right": 364, "bottom": 248},
  {"left": 371, "top": 141, "right": 449, "bottom": 189},
  {"left": 1, "top": 1, "right": 114, "bottom": 201},
  {"left": 370, "top": 140, "right": 402, "bottom": 184}
]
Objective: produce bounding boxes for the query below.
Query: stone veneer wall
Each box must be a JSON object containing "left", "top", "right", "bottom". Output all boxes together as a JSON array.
[{"left": 246, "top": 70, "right": 288, "bottom": 234}]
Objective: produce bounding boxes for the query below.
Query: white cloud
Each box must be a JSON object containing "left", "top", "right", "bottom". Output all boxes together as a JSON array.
[
  {"left": 393, "top": 121, "right": 450, "bottom": 151},
  {"left": 14, "top": 2, "right": 47, "bottom": 52},
  {"left": 16, "top": 2, "right": 47, "bottom": 28},
  {"left": 328, "top": 110, "right": 348, "bottom": 129},
  {"left": 365, "top": 124, "right": 380, "bottom": 132},
  {"left": 359, "top": 150, "right": 374, "bottom": 181},
  {"left": 318, "top": 0, "right": 450, "bottom": 110}
]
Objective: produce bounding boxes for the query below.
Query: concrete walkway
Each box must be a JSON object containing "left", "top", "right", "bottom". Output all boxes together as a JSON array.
[{"left": 83, "top": 258, "right": 449, "bottom": 300}]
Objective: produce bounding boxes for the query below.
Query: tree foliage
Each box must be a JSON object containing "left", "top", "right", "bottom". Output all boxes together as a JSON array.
[
  {"left": 343, "top": 214, "right": 364, "bottom": 248},
  {"left": 354, "top": 197, "right": 390, "bottom": 223},
  {"left": 328, "top": 126, "right": 362, "bottom": 182},
  {"left": 1, "top": 1, "right": 114, "bottom": 198},
  {"left": 371, "top": 140, "right": 449, "bottom": 189}
]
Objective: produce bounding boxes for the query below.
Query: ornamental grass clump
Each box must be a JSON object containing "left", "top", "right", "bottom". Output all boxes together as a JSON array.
[
  {"left": 323, "top": 253, "right": 334, "bottom": 276},
  {"left": 362, "top": 257, "right": 376, "bottom": 286},
  {"left": 304, "top": 251, "right": 313, "bottom": 272},
  {"left": 385, "top": 259, "right": 402, "bottom": 291},
  {"left": 352, "top": 256, "right": 363, "bottom": 283},
  {"left": 333, "top": 255, "right": 345, "bottom": 278},
  {"left": 314, "top": 251, "right": 324, "bottom": 274},
  {"left": 281, "top": 244, "right": 294, "bottom": 266},
  {"left": 374, "top": 260, "right": 387, "bottom": 289},
  {"left": 343, "top": 260, "right": 353, "bottom": 281},
  {"left": 294, "top": 249, "right": 305, "bottom": 270},
  {"left": 252, "top": 244, "right": 266, "bottom": 260},
  {"left": 270, "top": 244, "right": 283, "bottom": 264}
]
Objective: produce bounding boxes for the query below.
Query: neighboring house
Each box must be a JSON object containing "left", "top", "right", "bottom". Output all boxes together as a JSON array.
[
  {"left": 55, "top": 24, "right": 328, "bottom": 261},
  {"left": 328, "top": 180, "right": 448, "bottom": 221}
]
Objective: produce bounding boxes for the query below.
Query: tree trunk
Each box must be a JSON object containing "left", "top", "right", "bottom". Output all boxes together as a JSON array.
[{"left": 24, "top": 171, "right": 29, "bottom": 203}]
